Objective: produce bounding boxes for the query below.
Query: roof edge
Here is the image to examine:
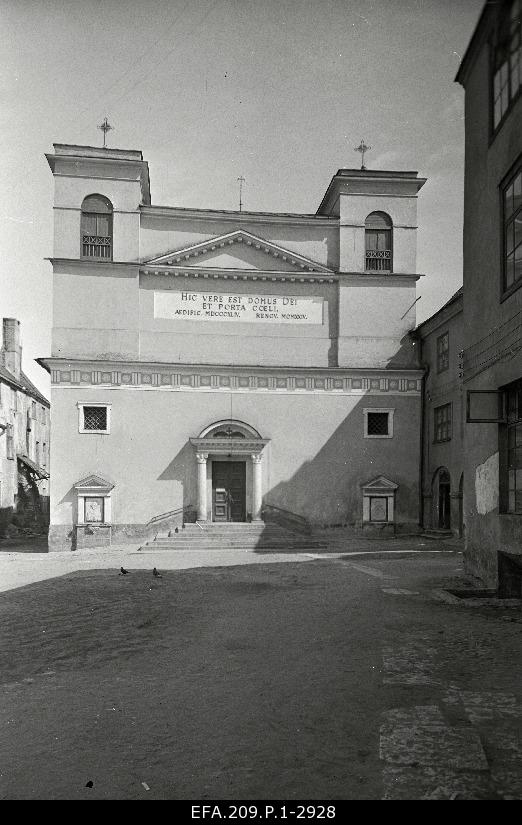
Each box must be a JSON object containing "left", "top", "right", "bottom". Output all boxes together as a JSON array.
[{"left": 455, "top": 1, "right": 497, "bottom": 87}]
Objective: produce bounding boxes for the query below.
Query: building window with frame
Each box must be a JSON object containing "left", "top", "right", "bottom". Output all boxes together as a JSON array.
[
  {"left": 365, "top": 212, "right": 392, "bottom": 272},
  {"left": 437, "top": 331, "right": 450, "bottom": 373},
  {"left": 503, "top": 160, "right": 522, "bottom": 292},
  {"left": 81, "top": 194, "right": 113, "bottom": 261},
  {"left": 492, "top": 0, "right": 521, "bottom": 131},
  {"left": 364, "top": 408, "right": 394, "bottom": 438},
  {"left": 505, "top": 380, "right": 522, "bottom": 513},
  {"left": 434, "top": 403, "right": 452, "bottom": 443},
  {"left": 78, "top": 403, "right": 111, "bottom": 434}
]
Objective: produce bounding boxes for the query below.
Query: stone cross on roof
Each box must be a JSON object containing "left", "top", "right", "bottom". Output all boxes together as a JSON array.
[{"left": 354, "top": 139, "right": 371, "bottom": 170}]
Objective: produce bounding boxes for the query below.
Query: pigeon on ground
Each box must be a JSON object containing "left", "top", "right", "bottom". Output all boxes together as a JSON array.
[
  {"left": 153, "top": 567, "right": 162, "bottom": 578},
  {"left": 120, "top": 567, "right": 129, "bottom": 575}
]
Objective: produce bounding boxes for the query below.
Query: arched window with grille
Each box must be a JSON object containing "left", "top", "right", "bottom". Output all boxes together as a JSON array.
[
  {"left": 365, "top": 211, "right": 392, "bottom": 272},
  {"left": 81, "top": 194, "right": 113, "bottom": 260}
]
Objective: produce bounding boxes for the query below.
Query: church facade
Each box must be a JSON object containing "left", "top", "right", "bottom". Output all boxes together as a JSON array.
[{"left": 43, "top": 144, "right": 425, "bottom": 551}]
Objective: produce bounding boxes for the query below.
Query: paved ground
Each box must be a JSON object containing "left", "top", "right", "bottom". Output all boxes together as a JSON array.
[{"left": 0, "top": 546, "right": 520, "bottom": 800}]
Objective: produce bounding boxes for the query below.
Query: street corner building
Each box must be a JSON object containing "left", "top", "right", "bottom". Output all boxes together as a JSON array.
[
  {"left": 456, "top": 0, "right": 522, "bottom": 593},
  {"left": 41, "top": 143, "right": 427, "bottom": 551},
  {"left": 0, "top": 318, "right": 50, "bottom": 536}
]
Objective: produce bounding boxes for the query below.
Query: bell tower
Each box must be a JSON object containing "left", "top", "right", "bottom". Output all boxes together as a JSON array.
[{"left": 317, "top": 168, "right": 427, "bottom": 368}]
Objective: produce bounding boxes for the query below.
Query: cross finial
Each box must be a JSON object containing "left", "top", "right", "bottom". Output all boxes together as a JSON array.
[
  {"left": 237, "top": 175, "right": 245, "bottom": 212},
  {"left": 98, "top": 117, "right": 113, "bottom": 148},
  {"left": 354, "top": 139, "right": 371, "bottom": 170}
]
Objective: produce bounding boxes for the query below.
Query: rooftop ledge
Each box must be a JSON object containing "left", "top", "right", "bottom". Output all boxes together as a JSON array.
[{"left": 51, "top": 143, "right": 144, "bottom": 162}]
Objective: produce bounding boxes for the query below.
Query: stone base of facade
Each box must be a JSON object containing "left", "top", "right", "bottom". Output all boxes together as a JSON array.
[
  {"left": 48, "top": 510, "right": 197, "bottom": 552},
  {"left": 464, "top": 514, "right": 522, "bottom": 590}
]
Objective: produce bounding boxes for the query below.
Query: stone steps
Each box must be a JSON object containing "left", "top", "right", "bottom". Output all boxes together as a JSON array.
[
  {"left": 421, "top": 529, "right": 455, "bottom": 539},
  {"left": 140, "top": 521, "right": 327, "bottom": 551}
]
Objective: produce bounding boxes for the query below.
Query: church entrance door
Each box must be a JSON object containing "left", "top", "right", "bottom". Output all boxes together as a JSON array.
[{"left": 212, "top": 461, "right": 246, "bottom": 522}]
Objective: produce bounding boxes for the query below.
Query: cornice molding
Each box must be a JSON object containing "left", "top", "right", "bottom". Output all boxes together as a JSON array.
[
  {"left": 141, "top": 266, "right": 336, "bottom": 284},
  {"left": 43, "top": 357, "right": 423, "bottom": 395},
  {"left": 190, "top": 437, "right": 270, "bottom": 455},
  {"left": 140, "top": 204, "right": 337, "bottom": 227},
  {"left": 47, "top": 258, "right": 140, "bottom": 270}
]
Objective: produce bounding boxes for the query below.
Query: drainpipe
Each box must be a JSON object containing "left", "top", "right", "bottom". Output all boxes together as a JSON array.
[{"left": 413, "top": 329, "right": 429, "bottom": 531}]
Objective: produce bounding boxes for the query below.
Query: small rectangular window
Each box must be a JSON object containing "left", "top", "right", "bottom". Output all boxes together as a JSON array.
[
  {"left": 437, "top": 331, "right": 449, "bottom": 373},
  {"left": 367, "top": 412, "right": 389, "bottom": 436},
  {"left": 364, "top": 408, "right": 394, "bottom": 439},
  {"left": 84, "top": 407, "right": 107, "bottom": 431},
  {"left": 434, "top": 403, "right": 452, "bottom": 443},
  {"left": 79, "top": 403, "right": 111, "bottom": 434}
]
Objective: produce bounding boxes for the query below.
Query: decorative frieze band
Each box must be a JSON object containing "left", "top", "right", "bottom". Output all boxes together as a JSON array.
[{"left": 50, "top": 366, "right": 421, "bottom": 394}]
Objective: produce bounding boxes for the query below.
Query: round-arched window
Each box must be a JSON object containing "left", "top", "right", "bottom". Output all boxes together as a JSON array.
[
  {"left": 365, "top": 211, "right": 392, "bottom": 272},
  {"left": 81, "top": 194, "right": 113, "bottom": 260}
]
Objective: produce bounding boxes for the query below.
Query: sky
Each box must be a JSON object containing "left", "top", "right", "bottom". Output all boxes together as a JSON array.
[{"left": 0, "top": 0, "right": 483, "bottom": 394}]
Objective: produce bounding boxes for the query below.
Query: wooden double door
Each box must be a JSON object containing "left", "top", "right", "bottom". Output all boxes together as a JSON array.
[{"left": 212, "top": 461, "right": 246, "bottom": 522}]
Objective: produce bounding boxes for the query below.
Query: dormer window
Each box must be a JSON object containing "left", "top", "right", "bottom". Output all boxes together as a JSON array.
[
  {"left": 365, "top": 212, "right": 392, "bottom": 272},
  {"left": 81, "top": 194, "right": 113, "bottom": 260}
]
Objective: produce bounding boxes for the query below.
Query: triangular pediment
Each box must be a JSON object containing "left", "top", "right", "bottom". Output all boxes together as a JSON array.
[
  {"left": 362, "top": 475, "right": 398, "bottom": 492},
  {"left": 74, "top": 474, "right": 114, "bottom": 491},
  {"left": 144, "top": 230, "right": 332, "bottom": 274}
]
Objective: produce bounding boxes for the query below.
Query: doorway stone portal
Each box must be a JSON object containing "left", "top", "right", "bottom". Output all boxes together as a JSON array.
[{"left": 190, "top": 420, "right": 269, "bottom": 522}]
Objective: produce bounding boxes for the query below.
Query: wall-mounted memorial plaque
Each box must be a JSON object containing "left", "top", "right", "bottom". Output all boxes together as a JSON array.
[{"left": 154, "top": 291, "right": 323, "bottom": 325}]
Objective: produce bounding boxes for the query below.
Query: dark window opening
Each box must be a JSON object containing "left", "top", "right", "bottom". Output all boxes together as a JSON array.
[
  {"left": 437, "top": 331, "right": 449, "bottom": 373},
  {"left": 367, "top": 412, "right": 390, "bottom": 436},
  {"left": 365, "top": 212, "right": 392, "bottom": 272},
  {"left": 434, "top": 403, "right": 452, "bottom": 443},
  {"left": 81, "top": 194, "right": 113, "bottom": 260},
  {"left": 503, "top": 379, "right": 522, "bottom": 513},
  {"left": 83, "top": 406, "right": 108, "bottom": 431},
  {"left": 503, "top": 160, "right": 522, "bottom": 292}
]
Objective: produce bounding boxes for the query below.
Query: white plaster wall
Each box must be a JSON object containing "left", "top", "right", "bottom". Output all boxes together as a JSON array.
[
  {"left": 49, "top": 385, "right": 421, "bottom": 530},
  {"left": 337, "top": 280, "right": 418, "bottom": 367},
  {"left": 475, "top": 451, "right": 499, "bottom": 515}
]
